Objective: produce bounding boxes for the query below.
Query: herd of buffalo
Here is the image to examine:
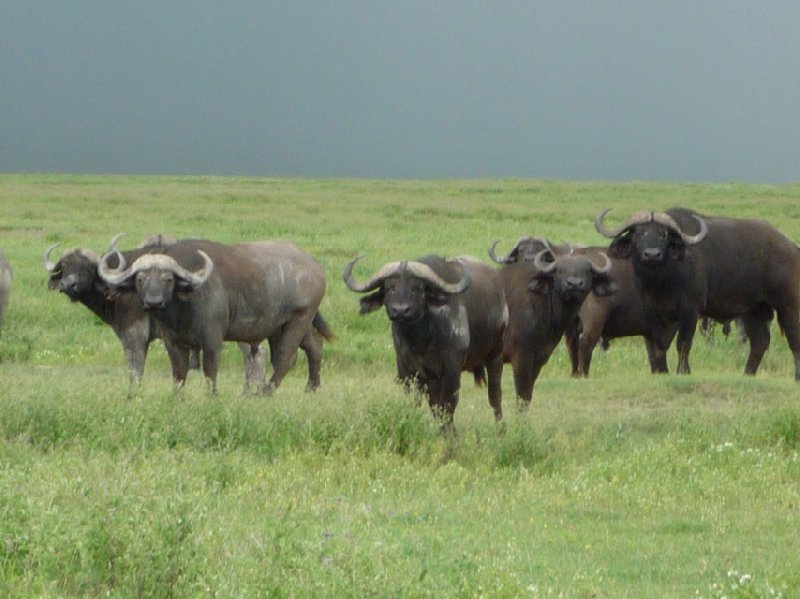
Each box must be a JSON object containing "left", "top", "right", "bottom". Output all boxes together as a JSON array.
[{"left": 2, "top": 207, "right": 798, "bottom": 428}]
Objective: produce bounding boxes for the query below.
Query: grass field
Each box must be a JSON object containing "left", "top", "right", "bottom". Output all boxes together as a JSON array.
[{"left": 1, "top": 174, "right": 799, "bottom": 597}]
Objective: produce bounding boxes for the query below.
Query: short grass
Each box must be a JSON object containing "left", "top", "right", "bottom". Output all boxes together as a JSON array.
[{"left": 1, "top": 174, "right": 800, "bottom": 597}]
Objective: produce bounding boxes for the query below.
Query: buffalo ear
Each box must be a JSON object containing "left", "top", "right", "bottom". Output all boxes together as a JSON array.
[
  {"left": 176, "top": 279, "right": 195, "bottom": 301},
  {"left": 607, "top": 234, "right": 632, "bottom": 259},
  {"left": 359, "top": 290, "right": 385, "bottom": 315},
  {"left": 47, "top": 275, "right": 60, "bottom": 290},
  {"left": 528, "top": 274, "right": 552, "bottom": 295},
  {"left": 591, "top": 275, "right": 619, "bottom": 297}
]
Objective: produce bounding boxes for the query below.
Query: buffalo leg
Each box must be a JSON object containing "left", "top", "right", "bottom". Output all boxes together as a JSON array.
[
  {"left": 564, "top": 323, "right": 580, "bottom": 377},
  {"left": 299, "top": 330, "right": 323, "bottom": 392},
  {"left": 511, "top": 354, "right": 543, "bottom": 411},
  {"left": 644, "top": 337, "right": 669, "bottom": 373},
  {"left": 201, "top": 342, "right": 222, "bottom": 395},
  {"left": 775, "top": 303, "right": 800, "bottom": 380},
  {"left": 122, "top": 339, "right": 148, "bottom": 393},
  {"left": 741, "top": 315, "right": 771, "bottom": 375},
  {"left": 675, "top": 308, "right": 699, "bottom": 375},
  {"left": 265, "top": 310, "right": 316, "bottom": 393},
  {"left": 485, "top": 354, "right": 504, "bottom": 422},
  {"left": 165, "top": 343, "right": 191, "bottom": 389},
  {"left": 426, "top": 369, "right": 460, "bottom": 431},
  {"left": 240, "top": 342, "right": 266, "bottom": 394},
  {"left": 577, "top": 332, "right": 601, "bottom": 377}
]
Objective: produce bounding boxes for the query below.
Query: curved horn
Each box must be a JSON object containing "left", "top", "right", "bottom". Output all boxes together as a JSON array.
[
  {"left": 404, "top": 260, "right": 471, "bottom": 294},
  {"left": 681, "top": 214, "right": 708, "bottom": 245},
  {"left": 97, "top": 249, "right": 137, "bottom": 286},
  {"left": 595, "top": 208, "right": 623, "bottom": 239},
  {"left": 488, "top": 240, "right": 506, "bottom": 264},
  {"left": 589, "top": 251, "right": 613, "bottom": 275},
  {"left": 107, "top": 232, "right": 127, "bottom": 252},
  {"left": 98, "top": 250, "right": 214, "bottom": 288},
  {"left": 171, "top": 250, "right": 214, "bottom": 287},
  {"left": 651, "top": 212, "right": 709, "bottom": 246},
  {"left": 342, "top": 256, "right": 404, "bottom": 293},
  {"left": 533, "top": 249, "right": 557, "bottom": 274},
  {"left": 44, "top": 244, "right": 61, "bottom": 273}
]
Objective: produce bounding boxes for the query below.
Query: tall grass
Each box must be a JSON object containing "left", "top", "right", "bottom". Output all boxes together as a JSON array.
[{"left": 1, "top": 175, "right": 800, "bottom": 597}]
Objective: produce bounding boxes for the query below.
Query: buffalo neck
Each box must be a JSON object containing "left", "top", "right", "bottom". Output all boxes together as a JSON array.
[{"left": 77, "top": 281, "right": 116, "bottom": 326}]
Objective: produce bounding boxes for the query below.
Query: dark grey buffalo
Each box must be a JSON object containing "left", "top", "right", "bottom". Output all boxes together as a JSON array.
[
  {"left": 596, "top": 208, "right": 800, "bottom": 379},
  {"left": 0, "top": 250, "right": 12, "bottom": 333},
  {"left": 497, "top": 240, "right": 617, "bottom": 406},
  {"left": 99, "top": 238, "right": 333, "bottom": 394},
  {"left": 491, "top": 237, "right": 673, "bottom": 376},
  {"left": 343, "top": 255, "right": 507, "bottom": 427}
]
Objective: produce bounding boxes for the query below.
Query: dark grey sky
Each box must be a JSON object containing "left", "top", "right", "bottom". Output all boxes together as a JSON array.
[{"left": 3, "top": 2, "right": 800, "bottom": 182}]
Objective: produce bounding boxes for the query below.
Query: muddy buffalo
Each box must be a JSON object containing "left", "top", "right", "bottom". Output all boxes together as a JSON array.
[{"left": 99, "top": 238, "right": 333, "bottom": 394}]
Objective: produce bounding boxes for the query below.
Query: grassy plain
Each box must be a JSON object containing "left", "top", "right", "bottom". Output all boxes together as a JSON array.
[{"left": 1, "top": 174, "right": 799, "bottom": 597}]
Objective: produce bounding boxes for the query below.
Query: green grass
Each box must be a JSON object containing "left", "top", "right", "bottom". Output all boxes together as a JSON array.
[{"left": 1, "top": 174, "right": 800, "bottom": 597}]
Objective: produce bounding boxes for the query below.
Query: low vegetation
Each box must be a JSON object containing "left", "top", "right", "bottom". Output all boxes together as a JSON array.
[{"left": 1, "top": 175, "right": 799, "bottom": 597}]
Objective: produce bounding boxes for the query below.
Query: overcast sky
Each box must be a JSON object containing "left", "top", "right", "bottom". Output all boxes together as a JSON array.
[{"left": 2, "top": 2, "right": 799, "bottom": 183}]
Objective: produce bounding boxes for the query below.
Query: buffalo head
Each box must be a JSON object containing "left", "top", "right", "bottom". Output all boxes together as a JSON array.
[
  {"left": 488, "top": 237, "right": 553, "bottom": 264},
  {"left": 98, "top": 244, "right": 213, "bottom": 310},
  {"left": 343, "top": 256, "right": 471, "bottom": 322},
  {"left": 529, "top": 247, "right": 617, "bottom": 302},
  {"left": 44, "top": 244, "right": 103, "bottom": 300},
  {"left": 595, "top": 208, "right": 708, "bottom": 266}
]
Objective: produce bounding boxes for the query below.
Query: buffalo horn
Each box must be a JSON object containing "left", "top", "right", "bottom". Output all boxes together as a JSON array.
[
  {"left": 488, "top": 237, "right": 553, "bottom": 264},
  {"left": 343, "top": 256, "right": 471, "bottom": 295},
  {"left": 590, "top": 251, "right": 613, "bottom": 275},
  {"left": 107, "top": 232, "right": 127, "bottom": 252},
  {"left": 533, "top": 248, "right": 557, "bottom": 274},
  {"left": 403, "top": 260, "right": 471, "bottom": 294},
  {"left": 675, "top": 214, "right": 708, "bottom": 245},
  {"left": 99, "top": 250, "right": 214, "bottom": 288},
  {"left": 44, "top": 244, "right": 61, "bottom": 273},
  {"left": 343, "top": 256, "right": 404, "bottom": 292},
  {"left": 595, "top": 208, "right": 655, "bottom": 239},
  {"left": 487, "top": 240, "right": 507, "bottom": 264}
]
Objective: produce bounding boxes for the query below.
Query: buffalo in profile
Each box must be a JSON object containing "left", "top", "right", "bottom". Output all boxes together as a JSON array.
[
  {"left": 99, "top": 238, "right": 333, "bottom": 394},
  {"left": 0, "top": 250, "right": 11, "bottom": 333},
  {"left": 343, "top": 255, "right": 507, "bottom": 427},
  {"left": 491, "top": 237, "right": 672, "bottom": 376},
  {"left": 596, "top": 208, "right": 800, "bottom": 379},
  {"left": 496, "top": 239, "right": 617, "bottom": 406}
]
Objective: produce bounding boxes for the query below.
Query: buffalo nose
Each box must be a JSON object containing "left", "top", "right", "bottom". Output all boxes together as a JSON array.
[
  {"left": 564, "top": 277, "right": 586, "bottom": 291},
  {"left": 388, "top": 303, "right": 413, "bottom": 320},
  {"left": 643, "top": 248, "right": 662, "bottom": 261},
  {"left": 143, "top": 296, "right": 163, "bottom": 309},
  {"left": 59, "top": 275, "right": 79, "bottom": 294}
]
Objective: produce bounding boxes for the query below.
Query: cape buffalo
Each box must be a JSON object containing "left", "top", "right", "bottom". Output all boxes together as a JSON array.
[
  {"left": 596, "top": 207, "right": 800, "bottom": 379},
  {"left": 491, "top": 237, "right": 673, "bottom": 376},
  {"left": 99, "top": 238, "right": 333, "bottom": 394},
  {"left": 497, "top": 240, "right": 617, "bottom": 406},
  {"left": 45, "top": 235, "right": 266, "bottom": 393},
  {"left": 0, "top": 250, "right": 11, "bottom": 333},
  {"left": 343, "top": 255, "right": 507, "bottom": 427}
]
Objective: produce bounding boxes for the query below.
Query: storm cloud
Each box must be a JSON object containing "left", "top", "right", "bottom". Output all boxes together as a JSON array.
[{"left": 2, "top": 2, "right": 799, "bottom": 182}]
